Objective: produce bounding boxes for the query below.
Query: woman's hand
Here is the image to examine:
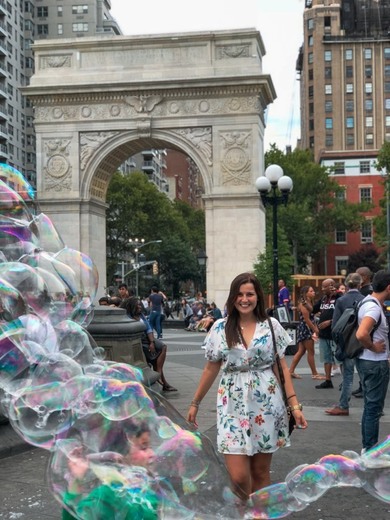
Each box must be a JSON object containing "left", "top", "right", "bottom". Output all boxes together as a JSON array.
[
  {"left": 187, "top": 405, "right": 199, "bottom": 428},
  {"left": 292, "top": 409, "right": 308, "bottom": 430}
]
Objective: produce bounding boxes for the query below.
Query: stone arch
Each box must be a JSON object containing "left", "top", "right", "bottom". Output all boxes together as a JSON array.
[
  {"left": 24, "top": 29, "right": 276, "bottom": 305},
  {"left": 80, "top": 129, "right": 213, "bottom": 202}
]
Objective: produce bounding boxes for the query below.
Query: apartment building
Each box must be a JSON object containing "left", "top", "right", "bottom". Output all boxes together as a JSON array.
[
  {"left": 298, "top": 0, "right": 390, "bottom": 274},
  {"left": 0, "top": 0, "right": 120, "bottom": 187}
]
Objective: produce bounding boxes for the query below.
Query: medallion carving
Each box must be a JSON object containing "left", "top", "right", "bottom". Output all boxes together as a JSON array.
[
  {"left": 220, "top": 131, "right": 252, "bottom": 186},
  {"left": 43, "top": 139, "right": 72, "bottom": 192}
]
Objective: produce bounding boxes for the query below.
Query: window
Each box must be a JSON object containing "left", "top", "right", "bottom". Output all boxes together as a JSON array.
[
  {"left": 58, "top": 24, "right": 63, "bottom": 35},
  {"left": 58, "top": 6, "right": 63, "bottom": 16},
  {"left": 335, "top": 229, "right": 347, "bottom": 243},
  {"left": 346, "top": 83, "right": 354, "bottom": 93},
  {"left": 72, "top": 5, "right": 88, "bottom": 14},
  {"left": 325, "top": 134, "right": 333, "bottom": 146},
  {"left": 308, "top": 52, "right": 313, "bottom": 64},
  {"left": 346, "top": 134, "right": 355, "bottom": 145},
  {"left": 386, "top": 82, "right": 390, "bottom": 93},
  {"left": 336, "top": 257, "right": 349, "bottom": 275},
  {"left": 308, "top": 69, "right": 313, "bottom": 81},
  {"left": 37, "top": 24, "right": 48, "bottom": 36},
  {"left": 324, "top": 50, "right": 332, "bottom": 61},
  {"left": 385, "top": 47, "right": 390, "bottom": 59},
  {"left": 325, "top": 84, "right": 332, "bottom": 94},
  {"left": 345, "top": 100, "right": 354, "bottom": 112},
  {"left": 336, "top": 187, "right": 346, "bottom": 201},
  {"left": 309, "top": 102, "right": 314, "bottom": 115},
  {"left": 37, "top": 6, "right": 48, "bottom": 17},
  {"left": 325, "top": 66, "right": 332, "bottom": 79},
  {"left": 366, "top": 116, "right": 373, "bottom": 127},
  {"left": 309, "top": 85, "right": 314, "bottom": 98},
  {"left": 334, "top": 162, "right": 345, "bottom": 175},
  {"left": 360, "top": 187, "right": 372, "bottom": 203},
  {"left": 325, "top": 117, "right": 333, "bottom": 129},
  {"left": 72, "top": 23, "right": 88, "bottom": 32},
  {"left": 365, "top": 65, "right": 372, "bottom": 77},
  {"left": 346, "top": 65, "right": 353, "bottom": 78},
  {"left": 365, "top": 82, "right": 373, "bottom": 94},
  {"left": 345, "top": 49, "right": 353, "bottom": 60},
  {"left": 324, "top": 16, "right": 331, "bottom": 27},
  {"left": 386, "top": 116, "right": 390, "bottom": 127},
  {"left": 346, "top": 117, "right": 354, "bottom": 128},
  {"left": 309, "top": 119, "right": 314, "bottom": 131},
  {"left": 385, "top": 65, "right": 390, "bottom": 77},
  {"left": 366, "top": 133, "right": 374, "bottom": 144},
  {"left": 365, "top": 99, "right": 373, "bottom": 111},
  {"left": 364, "top": 48, "right": 372, "bottom": 60},
  {"left": 361, "top": 220, "right": 373, "bottom": 243},
  {"left": 308, "top": 18, "right": 314, "bottom": 30},
  {"left": 360, "top": 161, "right": 370, "bottom": 173},
  {"left": 325, "top": 100, "right": 333, "bottom": 112},
  {"left": 309, "top": 136, "right": 314, "bottom": 148},
  {"left": 308, "top": 35, "right": 313, "bottom": 46}
]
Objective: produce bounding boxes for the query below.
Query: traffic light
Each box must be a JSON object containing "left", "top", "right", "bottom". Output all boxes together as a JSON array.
[{"left": 152, "top": 261, "right": 159, "bottom": 275}]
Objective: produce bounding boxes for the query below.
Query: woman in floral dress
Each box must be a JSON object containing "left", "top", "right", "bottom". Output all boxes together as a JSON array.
[{"left": 187, "top": 273, "right": 307, "bottom": 501}]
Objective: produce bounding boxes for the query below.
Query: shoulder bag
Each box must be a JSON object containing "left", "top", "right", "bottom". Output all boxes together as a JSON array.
[{"left": 268, "top": 318, "right": 296, "bottom": 435}]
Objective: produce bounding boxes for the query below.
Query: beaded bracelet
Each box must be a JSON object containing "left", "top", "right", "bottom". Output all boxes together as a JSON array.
[{"left": 190, "top": 399, "right": 201, "bottom": 408}]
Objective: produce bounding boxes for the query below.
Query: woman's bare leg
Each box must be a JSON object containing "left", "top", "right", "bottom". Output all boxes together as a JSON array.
[
  {"left": 250, "top": 452, "right": 273, "bottom": 492},
  {"left": 303, "top": 338, "right": 319, "bottom": 376},
  {"left": 289, "top": 342, "right": 305, "bottom": 374},
  {"left": 224, "top": 454, "right": 251, "bottom": 501}
]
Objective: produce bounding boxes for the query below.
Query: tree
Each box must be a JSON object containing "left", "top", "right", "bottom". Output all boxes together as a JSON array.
[
  {"left": 374, "top": 141, "right": 390, "bottom": 256},
  {"left": 347, "top": 244, "right": 384, "bottom": 273},
  {"left": 106, "top": 172, "right": 205, "bottom": 296},
  {"left": 264, "top": 146, "right": 370, "bottom": 272}
]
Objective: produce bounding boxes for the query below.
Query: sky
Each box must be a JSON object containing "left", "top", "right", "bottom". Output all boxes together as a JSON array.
[{"left": 110, "top": 0, "right": 305, "bottom": 152}]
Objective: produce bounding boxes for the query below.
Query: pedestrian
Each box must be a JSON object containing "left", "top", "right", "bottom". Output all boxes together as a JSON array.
[
  {"left": 278, "top": 279, "right": 292, "bottom": 318},
  {"left": 289, "top": 286, "right": 324, "bottom": 380},
  {"left": 125, "top": 297, "right": 177, "bottom": 392},
  {"left": 325, "top": 272, "right": 364, "bottom": 416},
  {"left": 148, "top": 286, "right": 167, "bottom": 339},
  {"left": 356, "top": 269, "right": 390, "bottom": 453},
  {"left": 187, "top": 272, "right": 307, "bottom": 502},
  {"left": 313, "top": 278, "right": 341, "bottom": 389},
  {"left": 352, "top": 266, "right": 374, "bottom": 398},
  {"left": 181, "top": 298, "right": 193, "bottom": 328}
]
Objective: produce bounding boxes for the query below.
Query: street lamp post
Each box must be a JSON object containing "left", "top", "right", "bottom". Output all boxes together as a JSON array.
[
  {"left": 197, "top": 249, "right": 208, "bottom": 296},
  {"left": 255, "top": 164, "right": 293, "bottom": 310},
  {"left": 129, "top": 238, "right": 162, "bottom": 297}
]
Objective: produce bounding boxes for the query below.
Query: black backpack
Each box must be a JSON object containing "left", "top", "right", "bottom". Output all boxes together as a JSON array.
[{"left": 332, "top": 298, "right": 381, "bottom": 362}]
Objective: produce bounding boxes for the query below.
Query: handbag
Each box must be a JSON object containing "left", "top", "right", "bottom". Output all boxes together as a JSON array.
[{"left": 268, "top": 318, "right": 296, "bottom": 435}]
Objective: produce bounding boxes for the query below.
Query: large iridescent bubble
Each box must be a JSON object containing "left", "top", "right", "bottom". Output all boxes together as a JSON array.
[{"left": 1, "top": 166, "right": 390, "bottom": 519}]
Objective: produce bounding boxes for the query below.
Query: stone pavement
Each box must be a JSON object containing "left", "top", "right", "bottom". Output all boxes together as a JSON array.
[{"left": 0, "top": 329, "right": 390, "bottom": 519}]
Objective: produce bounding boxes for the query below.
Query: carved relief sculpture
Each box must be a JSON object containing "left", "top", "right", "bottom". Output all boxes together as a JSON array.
[
  {"left": 174, "top": 127, "right": 213, "bottom": 166},
  {"left": 43, "top": 139, "right": 72, "bottom": 192},
  {"left": 80, "top": 131, "right": 120, "bottom": 172},
  {"left": 220, "top": 131, "right": 252, "bottom": 186}
]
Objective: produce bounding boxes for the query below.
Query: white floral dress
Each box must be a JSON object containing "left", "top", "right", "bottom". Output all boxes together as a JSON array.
[{"left": 204, "top": 317, "right": 291, "bottom": 455}]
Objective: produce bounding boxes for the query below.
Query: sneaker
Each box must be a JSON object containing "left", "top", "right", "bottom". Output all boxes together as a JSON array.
[
  {"left": 353, "top": 391, "right": 364, "bottom": 398},
  {"left": 331, "top": 367, "right": 341, "bottom": 376},
  {"left": 352, "top": 386, "right": 362, "bottom": 396},
  {"left": 315, "top": 380, "right": 333, "bottom": 389}
]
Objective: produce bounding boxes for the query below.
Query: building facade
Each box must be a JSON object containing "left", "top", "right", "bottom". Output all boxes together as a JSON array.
[
  {"left": 298, "top": 0, "right": 390, "bottom": 273},
  {"left": 0, "top": 0, "right": 120, "bottom": 187}
]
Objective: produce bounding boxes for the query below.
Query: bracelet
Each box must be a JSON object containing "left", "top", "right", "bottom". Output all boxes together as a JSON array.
[
  {"left": 287, "top": 394, "right": 296, "bottom": 401},
  {"left": 190, "top": 399, "right": 201, "bottom": 408},
  {"left": 288, "top": 404, "right": 303, "bottom": 412}
]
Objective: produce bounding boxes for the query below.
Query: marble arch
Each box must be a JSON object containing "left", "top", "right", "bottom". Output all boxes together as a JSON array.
[{"left": 24, "top": 29, "right": 276, "bottom": 305}]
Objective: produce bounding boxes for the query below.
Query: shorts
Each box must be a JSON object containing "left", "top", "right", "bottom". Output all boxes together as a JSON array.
[
  {"left": 142, "top": 338, "right": 165, "bottom": 365},
  {"left": 319, "top": 337, "right": 335, "bottom": 365}
]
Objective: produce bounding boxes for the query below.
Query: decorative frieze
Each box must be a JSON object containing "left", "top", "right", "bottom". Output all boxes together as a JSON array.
[
  {"left": 40, "top": 55, "right": 72, "bottom": 68},
  {"left": 173, "top": 127, "right": 213, "bottom": 166},
  {"left": 216, "top": 45, "right": 251, "bottom": 59}
]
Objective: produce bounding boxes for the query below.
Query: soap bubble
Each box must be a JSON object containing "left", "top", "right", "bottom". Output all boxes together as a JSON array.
[{"left": 0, "top": 166, "right": 390, "bottom": 519}]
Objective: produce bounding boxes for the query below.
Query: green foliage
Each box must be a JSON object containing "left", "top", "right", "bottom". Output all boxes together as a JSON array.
[
  {"left": 263, "top": 145, "right": 369, "bottom": 272},
  {"left": 374, "top": 141, "right": 390, "bottom": 252},
  {"left": 347, "top": 244, "right": 384, "bottom": 273},
  {"left": 106, "top": 172, "right": 205, "bottom": 296}
]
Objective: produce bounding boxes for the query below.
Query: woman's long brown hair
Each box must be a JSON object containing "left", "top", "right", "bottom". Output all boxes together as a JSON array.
[
  {"left": 297, "top": 285, "right": 313, "bottom": 312},
  {"left": 225, "top": 273, "right": 267, "bottom": 348}
]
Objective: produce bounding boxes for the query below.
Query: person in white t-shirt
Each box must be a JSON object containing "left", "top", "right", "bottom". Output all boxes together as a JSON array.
[{"left": 356, "top": 269, "right": 390, "bottom": 452}]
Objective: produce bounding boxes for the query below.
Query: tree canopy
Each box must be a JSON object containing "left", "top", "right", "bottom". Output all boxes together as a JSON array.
[
  {"left": 254, "top": 146, "right": 369, "bottom": 285},
  {"left": 106, "top": 171, "right": 205, "bottom": 296}
]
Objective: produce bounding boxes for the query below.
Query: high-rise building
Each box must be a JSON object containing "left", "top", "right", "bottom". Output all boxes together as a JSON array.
[
  {"left": 1, "top": 0, "right": 121, "bottom": 187},
  {"left": 298, "top": 0, "right": 389, "bottom": 274}
]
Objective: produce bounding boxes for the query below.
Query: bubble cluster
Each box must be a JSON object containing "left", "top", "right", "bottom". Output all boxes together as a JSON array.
[{"left": 0, "top": 166, "right": 389, "bottom": 519}]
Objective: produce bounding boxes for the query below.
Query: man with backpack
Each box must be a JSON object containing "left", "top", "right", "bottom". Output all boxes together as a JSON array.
[
  {"left": 325, "top": 273, "right": 364, "bottom": 416},
  {"left": 313, "top": 278, "right": 341, "bottom": 389},
  {"left": 355, "top": 269, "right": 390, "bottom": 453}
]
